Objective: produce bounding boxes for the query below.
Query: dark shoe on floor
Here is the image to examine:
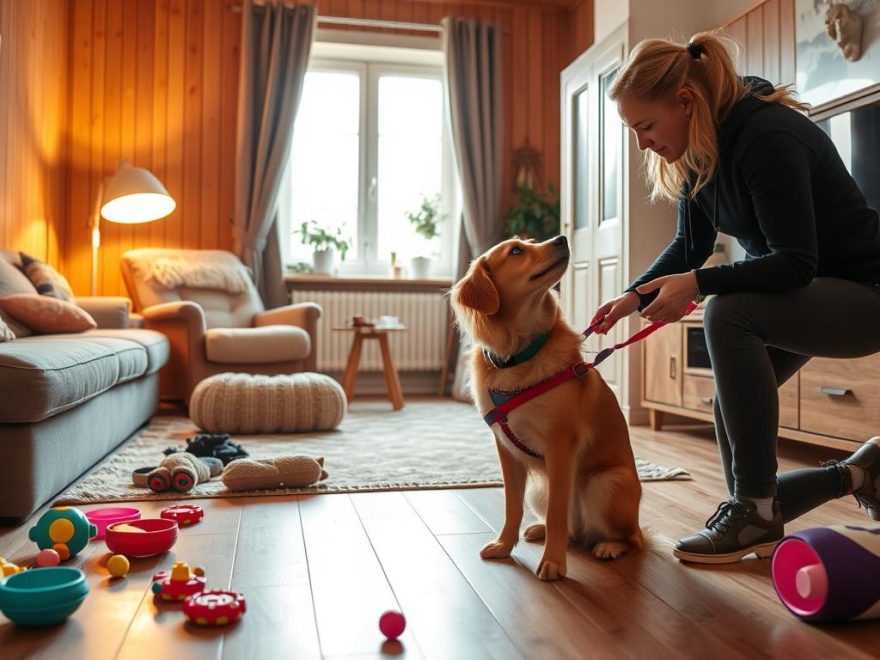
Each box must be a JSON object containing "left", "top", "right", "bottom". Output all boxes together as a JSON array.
[
  {"left": 673, "top": 498, "right": 783, "bottom": 564},
  {"left": 825, "top": 436, "right": 880, "bottom": 521}
]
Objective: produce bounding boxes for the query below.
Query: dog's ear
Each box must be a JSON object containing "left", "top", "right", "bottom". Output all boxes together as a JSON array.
[{"left": 452, "top": 259, "right": 500, "bottom": 315}]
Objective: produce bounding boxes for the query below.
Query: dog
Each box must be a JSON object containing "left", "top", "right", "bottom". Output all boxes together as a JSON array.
[{"left": 451, "top": 235, "right": 644, "bottom": 581}]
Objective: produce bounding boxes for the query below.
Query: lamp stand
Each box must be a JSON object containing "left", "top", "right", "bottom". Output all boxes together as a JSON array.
[{"left": 89, "top": 181, "right": 104, "bottom": 297}]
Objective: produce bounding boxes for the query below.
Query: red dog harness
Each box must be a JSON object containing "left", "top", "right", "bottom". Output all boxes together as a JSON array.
[{"left": 482, "top": 303, "right": 698, "bottom": 460}]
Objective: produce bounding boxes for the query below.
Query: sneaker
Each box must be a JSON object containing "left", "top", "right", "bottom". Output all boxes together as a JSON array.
[
  {"left": 824, "top": 436, "right": 880, "bottom": 521},
  {"left": 673, "top": 498, "right": 783, "bottom": 564}
]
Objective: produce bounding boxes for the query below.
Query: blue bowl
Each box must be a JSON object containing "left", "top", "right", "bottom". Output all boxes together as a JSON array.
[{"left": 0, "top": 567, "right": 89, "bottom": 627}]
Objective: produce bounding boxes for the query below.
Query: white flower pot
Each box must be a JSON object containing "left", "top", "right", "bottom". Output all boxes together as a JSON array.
[
  {"left": 410, "top": 256, "right": 431, "bottom": 280},
  {"left": 313, "top": 249, "right": 335, "bottom": 275}
]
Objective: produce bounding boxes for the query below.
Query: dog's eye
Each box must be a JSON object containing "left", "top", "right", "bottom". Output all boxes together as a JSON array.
[{"left": 509, "top": 246, "right": 523, "bottom": 256}]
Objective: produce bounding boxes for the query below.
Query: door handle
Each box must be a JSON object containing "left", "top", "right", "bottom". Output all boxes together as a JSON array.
[
  {"left": 699, "top": 396, "right": 713, "bottom": 406},
  {"left": 669, "top": 356, "right": 676, "bottom": 379},
  {"left": 819, "top": 386, "right": 851, "bottom": 397}
]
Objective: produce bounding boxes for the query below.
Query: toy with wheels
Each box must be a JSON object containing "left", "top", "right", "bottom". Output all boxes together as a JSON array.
[
  {"left": 160, "top": 504, "right": 204, "bottom": 527},
  {"left": 28, "top": 507, "right": 96, "bottom": 560},
  {"left": 151, "top": 562, "right": 206, "bottom": 601},
  {"left": 0, "top": 557, "right": 26, "bottom": 577},
  {"left": 772, "top": 523, "right": 880, "bottom": 621},
  {"left": 183, "top": 590, "right": 246, "bottom": 626}
]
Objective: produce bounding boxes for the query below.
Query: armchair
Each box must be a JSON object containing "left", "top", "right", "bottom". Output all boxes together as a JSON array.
[{"left": 121, "top": 248, "right": 321, "bottom": 402}]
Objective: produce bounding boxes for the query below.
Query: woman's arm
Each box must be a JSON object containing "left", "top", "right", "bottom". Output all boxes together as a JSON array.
[{"left": 694, "top": 131, "right": 818, "bottom": 295}]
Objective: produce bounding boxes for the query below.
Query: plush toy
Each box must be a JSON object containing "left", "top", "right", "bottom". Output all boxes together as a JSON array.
[
  {"left": 221, "top": 456, "right": 328, "bottom": 491},
  {"left": 148, "top": 454, "right": 223, "bottom": 493}
]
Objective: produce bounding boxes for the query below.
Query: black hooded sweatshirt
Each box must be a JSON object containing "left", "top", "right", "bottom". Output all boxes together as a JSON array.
[{"left": 626, "top": 77, "right": 880, "bottom": 308}]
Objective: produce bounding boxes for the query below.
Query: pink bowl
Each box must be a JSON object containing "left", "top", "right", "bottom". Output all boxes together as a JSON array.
[
  {"left": 105, "top": 518, "right": 178, "bottom": 558},
  {"left": 86, "top": 507, "right": 141, "bottom": 540}
]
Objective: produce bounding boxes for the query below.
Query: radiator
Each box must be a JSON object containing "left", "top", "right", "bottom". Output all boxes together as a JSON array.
[{"left": 290, "top": 290, "right": 449, "bottom": 372}]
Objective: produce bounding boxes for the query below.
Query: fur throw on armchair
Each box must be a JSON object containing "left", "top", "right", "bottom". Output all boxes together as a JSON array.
[{"left": 148, "top": 257, "right": 253, "bottom": 294}]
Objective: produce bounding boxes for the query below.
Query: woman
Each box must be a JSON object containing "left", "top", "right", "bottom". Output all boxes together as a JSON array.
[{"left": 591, "top": 31, "right": 880, "bottom": 564}]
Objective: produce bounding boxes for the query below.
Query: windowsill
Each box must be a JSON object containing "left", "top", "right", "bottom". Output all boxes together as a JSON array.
[{"left": 285, "top": 273, "right": 452, "bottom": 293}]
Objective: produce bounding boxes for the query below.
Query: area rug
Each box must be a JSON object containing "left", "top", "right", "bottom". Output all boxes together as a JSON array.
[{"left": 55, "top": 400, "right": 690, "bottom": 506}]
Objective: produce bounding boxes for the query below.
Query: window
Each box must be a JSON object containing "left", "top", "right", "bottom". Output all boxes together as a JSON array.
[{"left": 282, "top": 42, "right": 457, "bottom": 277}]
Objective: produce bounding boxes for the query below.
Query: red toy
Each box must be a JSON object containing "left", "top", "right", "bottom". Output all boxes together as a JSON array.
[
  {"left": 183, "top": 590, "right": 246, "bottom": 626},
  {"left": 105, "top": 518, "right": 178, "bottom": 558},
  {"left": 379, "top": 610, "right": 406, "bottom": 641},
  {"left": 160, "top": 505, "right": 204, "bottom": 527},
  {"left": 151, "top": 562, "right": 206, "bottom": 601}
]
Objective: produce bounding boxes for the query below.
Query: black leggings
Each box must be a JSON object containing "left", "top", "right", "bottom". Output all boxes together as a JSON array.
[{"left": 704, "top": 277, "right": 880, "bottom": 523}]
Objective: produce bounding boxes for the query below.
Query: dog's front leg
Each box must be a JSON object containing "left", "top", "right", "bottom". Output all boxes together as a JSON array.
[
  {"left": 537, "top": 444, "right": 574, "bottom": 581},
  {"left": 480, "top": 438, "right": 527, "bottom": 560}
]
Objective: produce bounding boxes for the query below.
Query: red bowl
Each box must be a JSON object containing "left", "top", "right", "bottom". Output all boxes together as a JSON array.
[
  {"left": 105, "top": 518, "right": 178, "bottom": 558},
  {"left": 86, "top": 507, "right": 141, "bottom": 540}
]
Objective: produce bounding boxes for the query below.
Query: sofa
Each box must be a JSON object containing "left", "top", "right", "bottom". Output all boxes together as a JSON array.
[{"left": 0, "top": 251, "right": 169, "bottom": 522}]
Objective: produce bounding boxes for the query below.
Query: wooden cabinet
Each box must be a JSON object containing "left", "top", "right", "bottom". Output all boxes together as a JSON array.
[{"left": 641, "top": 311, "right": 877, "bottom": 450}]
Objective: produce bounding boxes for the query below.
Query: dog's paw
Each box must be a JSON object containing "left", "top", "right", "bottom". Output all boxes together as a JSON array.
[
  {"left": 593, "top": 540, "right": 629, "bottom": 560},
  {"left": 536, "top": 554, "right": 567, "bottom": 581},
  {"left": 480, "top": 539, "right": 514, "bottom": 560},
  {"left": 523, "top": 523, "right": 546, "bottom": 542}
]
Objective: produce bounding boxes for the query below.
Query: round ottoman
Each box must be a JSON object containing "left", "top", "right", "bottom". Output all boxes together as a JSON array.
[{"left": 190, "top": 373, "right": 346, "bottom": 434}]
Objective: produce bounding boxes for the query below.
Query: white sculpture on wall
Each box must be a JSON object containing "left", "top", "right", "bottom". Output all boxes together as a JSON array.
[{"left": 825, "top": 3, "right": 865, "bottom": 61}]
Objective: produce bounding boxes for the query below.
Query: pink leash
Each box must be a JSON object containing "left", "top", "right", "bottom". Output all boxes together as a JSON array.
[{"left": 482, "top": 302, "right": 699, "bottom": 458}]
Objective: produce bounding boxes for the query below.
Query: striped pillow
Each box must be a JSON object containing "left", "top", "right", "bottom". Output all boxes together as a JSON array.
[
  {"left": 19, "top": 252, "right": 74, "bottom": 302},
  {"left": 0, "top": 315, "right": 15, "bottom": 342}
]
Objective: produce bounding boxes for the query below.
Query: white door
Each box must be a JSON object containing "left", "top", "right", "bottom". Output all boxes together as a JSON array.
[{"left": 561, "top": 27, "right": 626, "bottom": 399}]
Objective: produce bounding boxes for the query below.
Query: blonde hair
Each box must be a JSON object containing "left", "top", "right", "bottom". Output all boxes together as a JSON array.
[{"left": 608, "top": 30, "right": 807, "bottom": 202}]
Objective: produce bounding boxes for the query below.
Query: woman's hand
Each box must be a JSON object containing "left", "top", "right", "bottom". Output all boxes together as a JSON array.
[
  {"left": 590, "top": 291, "right": 641, "bottom": 334},
  {"left": 636, "top": 272, "right": 700, "bottom": 323}
]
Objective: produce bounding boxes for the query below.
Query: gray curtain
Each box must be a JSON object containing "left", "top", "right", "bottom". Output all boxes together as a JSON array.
[
  {"left": 441, "top": 17, "right": 504, "bottom": 399},
  {"left": 234, "top": 1, "right": 315, "bottom": 308}
]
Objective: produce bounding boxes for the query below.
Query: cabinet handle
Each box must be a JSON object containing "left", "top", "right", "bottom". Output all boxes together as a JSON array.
[
  {"left": 819, "top": 386, "right": 851, "bottom": 397},
  {"left": 699, "top": 396, "right": 713, "bottom": 406},
  {"left": 669, "top": 356, "right": 676, "bottom": 379}
]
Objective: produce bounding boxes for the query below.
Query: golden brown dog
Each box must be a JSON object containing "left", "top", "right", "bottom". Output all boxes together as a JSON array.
[{"left": 451, "top": 235, "right": 643, "bottom": 581}]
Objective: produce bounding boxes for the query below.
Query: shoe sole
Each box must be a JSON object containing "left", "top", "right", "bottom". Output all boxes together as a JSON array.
[{"left": 673, "top": 541, "right": 779, "bottom": 565}]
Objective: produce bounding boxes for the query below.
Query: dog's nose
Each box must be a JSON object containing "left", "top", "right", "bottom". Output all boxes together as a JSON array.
[{"left": 553, "top": 235, "right": 568, "bottom": 246}]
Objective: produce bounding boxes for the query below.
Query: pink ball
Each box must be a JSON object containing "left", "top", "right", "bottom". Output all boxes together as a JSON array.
[
  {"left": 36, "top": 548, "right": 61, "bottom": 567},
  {"left": 379, "top": 610, "right": 406, "bottom": 641}
]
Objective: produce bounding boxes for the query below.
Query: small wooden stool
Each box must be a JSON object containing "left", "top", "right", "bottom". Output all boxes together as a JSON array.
[{"left": 333, "top": 325, "right": 406, "bottom": 410}]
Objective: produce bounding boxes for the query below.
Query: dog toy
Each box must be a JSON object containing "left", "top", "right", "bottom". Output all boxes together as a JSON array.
[
  {"left": 0, "top": 557, "right": 26, "bottom": 577},
  {"left": 161, "top": 504, "right": 204, "bottom": 527},
  {"left": 221, "top": 456, "right": 328, "bottom": 491},
  {"left": 147, "top": 454, "right": 223, "bottom": 493},
  {"left": 163, "top": 433, "right": 249, "bottom": 465},
  {"left": 28, "top": 507, "right": 96, "bottom": 560},
  {"left": 151, "top": 562, "right": 206, "bottom": 601},
  {"left": 772, "top": 524, "right": 880, "bottom": 621},
  {"left": 379, "top": 610, "right": 406, "bottom": 641},
  {"left": 36, "top": 549, "right": 61, "bottom": 567},
  {"left": 107, "top": 554, "right": 130, "bottom": 578},
  {"left": 183, "top": 589, "right": 247, "bottom": 626}
]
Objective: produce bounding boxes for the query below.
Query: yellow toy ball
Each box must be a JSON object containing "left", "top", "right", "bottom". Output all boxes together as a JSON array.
[{"left": 107, "top": 554, "right": 130, "bottom": 578}]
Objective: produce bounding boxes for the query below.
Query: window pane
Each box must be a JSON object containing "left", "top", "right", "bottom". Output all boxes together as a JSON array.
[
  {"left": 288, "top": 71, "right": 360, "bottom": 262},
  {"left": 376, "top": 76, "right": 444, "bottom": 261},
  {"left": 574, "top": 85, "right": 589, "bottom": 230},
  {"left": 600, "top": 69, "right": 621, "bottom": 222}
]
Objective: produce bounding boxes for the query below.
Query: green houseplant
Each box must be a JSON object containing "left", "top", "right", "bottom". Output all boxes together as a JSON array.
[
  {"left": 296, "top": 220, "right": 350, "bottom": 275},
  {"left": 405, "top": 195, "right": 446, "bottom": 279},
  {"left": 505, "top": 183, "right": 560, "bottom": 241}
]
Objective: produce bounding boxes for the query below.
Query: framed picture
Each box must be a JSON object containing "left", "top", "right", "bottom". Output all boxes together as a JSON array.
[{"left": 795, "top": 0, "right": 880, "bottom": 114}]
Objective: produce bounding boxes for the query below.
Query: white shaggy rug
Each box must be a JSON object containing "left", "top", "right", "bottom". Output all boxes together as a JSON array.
[{"left": 55, "top": 399, "right": 690, "bottom": 505}]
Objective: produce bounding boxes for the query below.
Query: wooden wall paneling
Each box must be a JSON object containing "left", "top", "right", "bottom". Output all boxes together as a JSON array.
[
  {"left": 184, "top": 0, "right": 204, "bottom": 252},
  {"left": 152, "top": 0, "right": 171, "bottom": 256},
  {"left": 121, "top": 0, "right": 139, "bottom": 268},
  {"left": 220, "top": 0, "right": 239, "bottom": 253},
  {"left": 133, "top": 0, "right": 156, "bottom": 260},
  {"left": 89, "top": 0, "right": 107, "bottom": 295},
  {"left": 102, "top": 0, "right": 123, "bottom": 297},
  {"left": 166, "top": 0, "right": 186, "bottom": 257},
  {"left": 762, "top": 0, "right": 780, "bottom": 84},
  {"left": 725, "top": 16, "right": 747, "bottom": 70},
  {"left": 746, "top": 4, "right": 764, "bottom": 78},
  {"left": 201, "top": 0, "right": 221, "bottom": 251},
  {"left": 779, "top": 0, "right": 795, "bottom": 86}
]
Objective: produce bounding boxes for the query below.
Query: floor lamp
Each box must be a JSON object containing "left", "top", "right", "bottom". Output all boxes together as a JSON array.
[{"left": 89, "top": 160, "right": 176, "bottom": 296}]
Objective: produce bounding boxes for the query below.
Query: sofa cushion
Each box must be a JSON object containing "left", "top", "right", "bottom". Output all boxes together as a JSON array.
[
  {"left": 76, "top": 337, "right": 149, "bottom": 384},
  {"left": 80, "top": 328, "right": 170, "bottom": 375},
  {"left": 205, "top": 325, "right": 310, "bottom": 364},
  {"left": 0, "top": 256, "right": 35, "bottom": 337},
  {"left": 0, "top": 294, "right": 97, "bottom": 334}
]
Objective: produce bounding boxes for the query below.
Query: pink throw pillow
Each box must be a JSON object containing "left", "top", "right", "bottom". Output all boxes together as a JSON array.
[{"left": 0, "top": 294, "right": 97, "bottom": 334}]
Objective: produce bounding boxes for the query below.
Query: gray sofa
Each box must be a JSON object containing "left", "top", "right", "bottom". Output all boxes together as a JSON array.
[{"left": 0, "top": 253, "right": 169, "bottom": 522}]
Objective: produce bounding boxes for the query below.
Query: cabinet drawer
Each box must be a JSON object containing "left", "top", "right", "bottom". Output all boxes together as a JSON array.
[
  {"left": 800, "top": 354, "right": 880, "bottom": 441},
  {"left": 683, "top": 375, "right": 715, "bottom": 413},
  {"left": 779, "top": 375, "right": 799, "bottom": 429}
]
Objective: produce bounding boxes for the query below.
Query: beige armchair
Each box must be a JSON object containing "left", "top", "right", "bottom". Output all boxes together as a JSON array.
[{"left": 121, "top": 248, "right": 321, "bottom": 402}]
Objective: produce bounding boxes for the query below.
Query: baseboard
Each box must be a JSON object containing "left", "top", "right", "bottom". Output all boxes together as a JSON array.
[{"left": 325, "top": 370, "right": 442, "bottom": 397}]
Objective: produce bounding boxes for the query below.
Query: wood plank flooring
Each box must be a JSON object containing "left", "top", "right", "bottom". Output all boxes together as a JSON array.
[{"left": 2, "top": 416, "right": 879, "bottom": 659}]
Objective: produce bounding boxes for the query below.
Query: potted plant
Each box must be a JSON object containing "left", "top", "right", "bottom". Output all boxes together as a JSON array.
[
  {"left": 295, "top": 220, "right": 350, "bottom": 275},
  {"left": 405, "top": 194, "right": 445, "bottom": 279},
  {"left": 505, "top": 183, "right": 560, "bottom": 241}
]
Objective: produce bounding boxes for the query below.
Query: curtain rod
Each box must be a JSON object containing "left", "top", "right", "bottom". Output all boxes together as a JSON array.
[{"left": 227, "top": 5, "right": 442, "bottom": 33}]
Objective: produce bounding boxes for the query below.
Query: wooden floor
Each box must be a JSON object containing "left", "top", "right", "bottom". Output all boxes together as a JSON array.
[{"left": 2, "top": 416, "right": 879, "bottom": 659}]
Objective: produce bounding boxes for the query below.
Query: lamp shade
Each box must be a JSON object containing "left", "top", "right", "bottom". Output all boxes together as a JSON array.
[{"left": 100, "top": 161, "right": 176, "bottom": 224}]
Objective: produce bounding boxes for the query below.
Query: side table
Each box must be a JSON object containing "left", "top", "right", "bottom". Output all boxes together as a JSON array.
[{"left": 332, "top": 325, "right": 407, "bottom": 410}]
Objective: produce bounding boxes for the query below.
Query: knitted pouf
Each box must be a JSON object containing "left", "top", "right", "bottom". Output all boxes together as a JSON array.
[{"left": 190, "top": 372, "right": 347, "bottom": 434}]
